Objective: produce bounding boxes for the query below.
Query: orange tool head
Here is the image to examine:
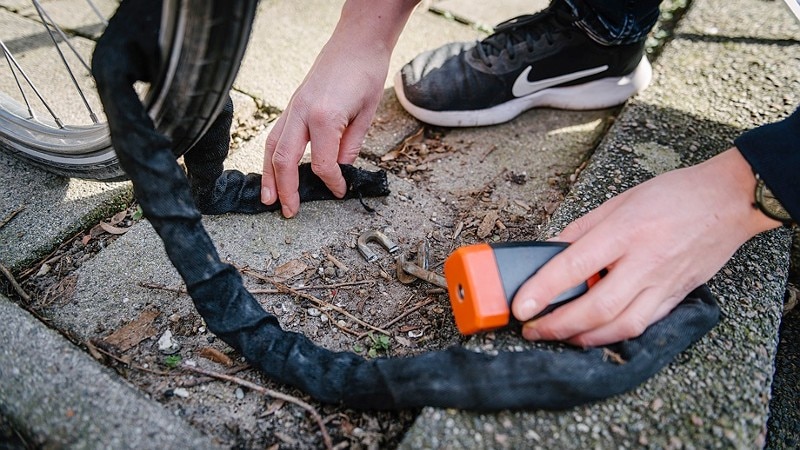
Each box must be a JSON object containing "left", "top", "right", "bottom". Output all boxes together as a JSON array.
[{"left": 443, "top": 243, "right": 510, "bottom": 335}]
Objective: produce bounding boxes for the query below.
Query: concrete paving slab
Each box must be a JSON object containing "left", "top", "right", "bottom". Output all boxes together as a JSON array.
[
  {"left": 0, "top": 0, "right": 36, "bottom": 12},
  {"left": 234, "top": 1, "right": 483, "bottom": 108},
  {"left": 422, "top": 109, "right": 611, "bottom": 213},
  {"left": 0, "top": 148, "right": 130, "bottom": 270},
  {"left": 12, "top": 0, "right": 116, "bottom": 38},
  {"left": 38, "top": 122, "right": 457, "bottom": 445},
  {"left": 768, "top": 309, "right": 800, "bottom": 449},
  {"left": 0, "top": 294, "right": 220, "bottom": 449},
  {"left": 360, "top": 88, "right": 421, "bottom": 160},
  {"left": 401, "top": 0, "right": 800, "bottom": 447},
  {"left": 33, "top": 42, "right": 609, "bottom": 439}
]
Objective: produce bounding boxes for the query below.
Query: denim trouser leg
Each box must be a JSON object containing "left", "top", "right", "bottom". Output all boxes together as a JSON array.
[{"left": 561, "top": 0, "right": 663, "bottom": 45}]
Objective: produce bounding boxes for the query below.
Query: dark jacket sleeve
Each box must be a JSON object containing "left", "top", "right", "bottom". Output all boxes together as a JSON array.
[{"left": 734, "top": 106, "right": 800, "bottom": 222}]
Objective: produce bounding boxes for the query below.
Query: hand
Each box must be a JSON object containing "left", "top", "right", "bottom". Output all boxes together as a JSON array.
[
  {"left": 511, "top": 148, "right": 781, "bottom": 347},
  {"left": 261, "top": 1, "right": 419, "bottom": 218},
  {"left": 260, "top": 43, "right": 386, "bottom": 217}
]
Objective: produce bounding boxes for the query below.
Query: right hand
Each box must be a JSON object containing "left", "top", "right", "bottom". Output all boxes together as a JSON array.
[{"left": 260, "top": 33, "right": 391, "bottom": 218}]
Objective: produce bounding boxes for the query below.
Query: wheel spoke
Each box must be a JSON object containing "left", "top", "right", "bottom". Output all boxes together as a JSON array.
[
  {"left": 0, "top": 39, "right": 64, "bottom": 128},
  {"left": 3, "top": 49, "right": 34, "bottom": 119},
  {"left": 31, "top": 0, "right": 98, "bottom": 124},
  {"left": 85, "top": 0, "right": 110, "bottom": 27}
]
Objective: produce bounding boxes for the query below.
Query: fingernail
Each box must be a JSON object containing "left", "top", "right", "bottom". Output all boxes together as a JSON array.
[
  {"left": 515, "top": 298, "right": 538, "bottom": 320},
  {"left": 522, "top": 320, "right": 541, "bottom": 341},
  {"left": 261, "top": 187, "right": 271, "bottom": 203},
  {"left": 281, "top": 205, "right": 295, "bottom": 218}
]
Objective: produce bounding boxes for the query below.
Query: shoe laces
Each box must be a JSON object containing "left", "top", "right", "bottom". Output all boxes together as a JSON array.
[{"left": 476, "top": 6, "right": 574, "bottom": 67}]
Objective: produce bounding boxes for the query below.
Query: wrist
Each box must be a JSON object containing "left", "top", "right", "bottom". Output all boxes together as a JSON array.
[
  {"left": 697, "top": 147, "right": 783, "bottom": 235},
  {"left": 333, "top": 0, "right": 419, "bottom": 56}
]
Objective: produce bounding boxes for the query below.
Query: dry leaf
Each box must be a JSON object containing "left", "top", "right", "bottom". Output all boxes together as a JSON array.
[
  {"left": 109, "top": 210, "right": 127, "bottom": 225},
  {"left": 197, "top": 347, "right": 233, "bottom": 367},
  {"left": 380, "top": 148, "right": 401, "bottom": 162},
  {"left": 477, "top": 210, "right": 499, "bottom": 238},
  {"left": 513, "top": 199, "right": 531, "bottom": 211},
  {"left": 260, "top": 399, "right": 285, "bottom": 418},
  {"left": 99, "top": 222, "right": 129, "bottom": 235},
  {"left": 89, "top": 223, "right": 106, "bottom": 238},
  {"left": 46, "top": 275, "right": 78, "bottom": 307},
  {"left": 394, "top": 335, "right": 413, "bottom": 348},
  {"left": 272, "top": 259, "right": 308, "bottom": 282},
  {"left": 381, "top": 128, "right": 423, "bottom": 161},
  {"left": 103, "top": 308, "right": 160, "bottom": 352}
]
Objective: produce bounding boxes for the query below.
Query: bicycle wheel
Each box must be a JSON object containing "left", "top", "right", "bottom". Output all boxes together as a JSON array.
[{"left": 0, "top": 0, "right": 257, "bottom": 181}]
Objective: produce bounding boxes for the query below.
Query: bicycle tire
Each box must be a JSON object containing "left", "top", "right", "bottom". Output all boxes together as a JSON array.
[{"left": 0, "top": 0, "right": 257, "bottom": 181}]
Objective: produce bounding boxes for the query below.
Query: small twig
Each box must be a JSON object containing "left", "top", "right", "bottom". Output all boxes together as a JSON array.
[
  {"left": 359, "top": 298, "right": 435, "bottom": 339},
  {"left": 182, "top": 364, "right": 333, "bottom": 450},
  {"left": 251, "top": 280, "right": 375, "bottom": 294},
  {"left": 451, "top": 221, "right": 463, "bottom": 242},
  {"left": 139, "top": 282, "right": 186, "bottom": 294},
  {"left": 0, "top": 262, "right": 31, "bottom": 303},
  {"left": 18, "top": 227, "right": 86, "bottom": 279},
  {"left": 323, "top": 251, "right": 349, "bottom": 273},
  {"left": 463, "top": 168, "right": 507, "bottom": 214},
  {"left": 91, "top": 344, "right": 172, "bottom": 376},
  {"left": 240, "top": 267, "right": 390, "bottom": 336},
  {"left": 0, "top": 206, "right": 24, "bottom": 229},
  {"left": 479, "top": 144, "right": 497, "bottom": 163},
  {"left": 178, "top": 364, "right": 251, "bottom": 388},
  {"left": 141, "top": 280, "right": 373, "bottom": 296}
]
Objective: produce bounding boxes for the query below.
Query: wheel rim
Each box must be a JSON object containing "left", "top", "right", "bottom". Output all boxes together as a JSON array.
[{"left": 0, "top": 0, "right": 180, "bottom": 170}]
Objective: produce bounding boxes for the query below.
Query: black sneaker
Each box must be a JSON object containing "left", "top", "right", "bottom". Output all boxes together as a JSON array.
[{"left": 394, "top": 4, "right": 651, "bottom": 127}]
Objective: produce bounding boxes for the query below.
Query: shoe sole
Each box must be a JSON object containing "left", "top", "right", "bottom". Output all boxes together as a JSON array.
[{"left": 394, "top": 57, "right": 652, "bottom": 127}]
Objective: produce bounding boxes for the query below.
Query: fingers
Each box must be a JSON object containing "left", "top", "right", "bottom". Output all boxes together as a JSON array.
[
  {"left": 262, "top": 106, "right": 358, "bottom": 218},
  {"left": 308, "top": 113, "right": 347, "bottom": 199},
  {"left": 271, "top": 112, "right": 309, "bottom": 218},
  {"left": 519, "top": 266, "right": 643, "bottom": 342},
  {"left": 564, "top": 289, "right": 682, "bottom": 347},
  {"left": 338, "top": 111, "right": 372, "bottom": 164},
  {"left": 511, "top": 223, "right": 626, "bottom": 322},
  {"left": 261, "top": 114, "right": 287, "bottom": 206}
]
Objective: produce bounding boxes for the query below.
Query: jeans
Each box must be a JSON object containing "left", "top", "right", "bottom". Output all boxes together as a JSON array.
[{"left": 562, "top": 0, "right": 663, "bottom": 45}]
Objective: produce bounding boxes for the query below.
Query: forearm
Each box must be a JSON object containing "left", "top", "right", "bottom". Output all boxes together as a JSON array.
[{"left": 329, "top": 0, "right": 421, "bottom": 58}]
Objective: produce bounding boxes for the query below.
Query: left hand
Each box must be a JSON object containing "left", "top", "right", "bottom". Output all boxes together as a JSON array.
[{"left": 511, "top": 148, "right": 781, "bottom": 347}]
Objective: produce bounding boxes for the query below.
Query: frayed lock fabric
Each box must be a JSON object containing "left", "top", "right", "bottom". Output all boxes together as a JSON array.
[{"left": 92, "top": 0, "right": 720, "bottom": 411}]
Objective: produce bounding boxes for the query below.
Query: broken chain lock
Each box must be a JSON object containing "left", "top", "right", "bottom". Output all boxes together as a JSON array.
[{"left": 357, "top": 230, "right": 447, "bottom": 289}]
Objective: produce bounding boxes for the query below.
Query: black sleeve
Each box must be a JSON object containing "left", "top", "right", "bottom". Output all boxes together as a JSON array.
[{"left": 734, "top": 106, "right": 800, "bottom": 222}]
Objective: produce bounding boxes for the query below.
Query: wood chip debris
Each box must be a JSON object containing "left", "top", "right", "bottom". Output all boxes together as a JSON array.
[
  {"left": 198, "top": 347, "right": 234, "bottom": 367},
  {"left": 602, "top": 347, "right": 627, "bottom": 365},
  {"left": 103, "top": 308, "right": 160, "bottom": 352},
  {"left": 477, "top": 210, "right": 499, "bottom": 238}
]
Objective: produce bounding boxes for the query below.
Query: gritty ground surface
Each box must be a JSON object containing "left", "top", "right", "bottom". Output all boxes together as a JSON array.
[
  {"left": 1, "top": 0, "right": 799, "bottom": 448},
  {"left": 0, "top": 1, "right": 610, "bottom": 446},
  {"left": 10, "top": 119, "right": 588, "bottom": 448}
]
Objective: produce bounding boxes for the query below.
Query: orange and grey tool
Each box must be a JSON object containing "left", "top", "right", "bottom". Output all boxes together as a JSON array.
[{"left": 443, "top": 241, "right": 602, "bottom": 335}]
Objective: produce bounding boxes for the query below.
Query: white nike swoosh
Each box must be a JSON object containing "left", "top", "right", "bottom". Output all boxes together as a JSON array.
[{"left": 511, "top": 65, "right": 609, "bottom": 97}]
